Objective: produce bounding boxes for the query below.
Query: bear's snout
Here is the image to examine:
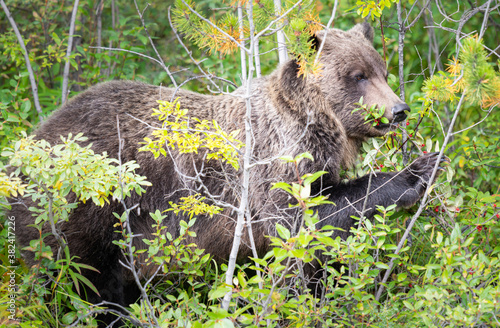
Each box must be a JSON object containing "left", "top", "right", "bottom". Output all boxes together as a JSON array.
[{"left": 391, "top": 103, "right": 409, "bottom": 122}]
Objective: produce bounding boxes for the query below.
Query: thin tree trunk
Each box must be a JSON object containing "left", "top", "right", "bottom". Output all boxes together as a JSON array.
[
  {"left": 96, "top": 0, "right": 104, "bottom": 71},
  {"left": 107, "top": 0, "right": 116, "bottom": 77},
  {"left": 62, "top": 0, "right": 80, "bottom": 104},
  {"left": 274, "top": 0, "right": 288, "bottom": 63},
  {"left": 222, "top": 0, "right": 256, "bottom": 312},
  {"left": 110, "top": 0, "right": 119, "bottom": 75},
  {"left": 1, "top": 0, "right": 43, "bottom": 121},
  {"left": 238, "top": 5, "right": 247, "bottom": 86},
  {"left": 397, "top": 1, "right": 409, "bottom": 165},
  {"left": 248, "top": 1, "right": 261, "bottom": 78}
]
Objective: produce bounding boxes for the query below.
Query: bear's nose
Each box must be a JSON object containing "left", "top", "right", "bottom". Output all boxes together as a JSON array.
[{"left": 391, "top": 103, "right": 410, "bottom": 122}]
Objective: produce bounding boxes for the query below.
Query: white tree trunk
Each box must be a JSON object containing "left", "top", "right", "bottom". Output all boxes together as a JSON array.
[
  {"left": 61, "top": 0, "right": 80, "bottom": 104},
  {"left": 274, "top": 0, "right": 288, "bottom": 63}
]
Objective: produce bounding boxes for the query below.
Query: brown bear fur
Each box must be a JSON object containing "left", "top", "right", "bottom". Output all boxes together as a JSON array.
[{"left": 10, "top": 23, "right": 442, "bottom": 318}]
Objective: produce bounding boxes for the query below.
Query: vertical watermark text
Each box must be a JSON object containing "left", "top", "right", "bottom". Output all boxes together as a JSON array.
[{"left": 6, "top": 215, "right": 17, "bottom": 319}]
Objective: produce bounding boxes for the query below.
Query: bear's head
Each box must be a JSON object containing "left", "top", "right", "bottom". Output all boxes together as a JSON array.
[
  {"left": 276, "top": 23, "right": 408, "bottom": 141},
  {"left": 314, "top": 23, "right": 409, "bottom": 139}
]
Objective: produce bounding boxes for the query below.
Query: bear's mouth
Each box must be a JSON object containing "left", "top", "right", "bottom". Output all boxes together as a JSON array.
[{"left": 375, "top": 122, "right": 400, "bottom": 131}]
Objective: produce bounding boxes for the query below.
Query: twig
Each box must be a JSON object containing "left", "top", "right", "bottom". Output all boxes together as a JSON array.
[
  {"left": 133, "top": 0, "right": 177, "bottom": 88},
  {"left": 167, "top": 7, "right": 224, "bottom": 94},
  {"left": 397, "top": 1, "right": 410, "bottom": 166},
  {"left": 375, "top": 90, "right": 467, "bottom": 302},
  {"left": 314, "top": 0, "right": 338, "bottom": 65},
  {"left": 254, "top": 0, "right": 304, "bottom": 40},
  {"left": 248, "top": 2, "right": 262, "bottom": 78},
  {"left": 405, "top": 0, "right": 431, "bottom": 30},
  {"left": 90, "top": 46, "right": 164, "bottom": 66},
  {"left": 61, "top": 0, "right": 80, "bottom": 104},
  {"left": 1, "top": 0, "right": 43, "bottom": 121},
  {"left": 479, "top": 0, "right": 492, "bottom": 40},
  {"left": 96, "top": 0, "right": 103, "bottom": 71},
  {"left": 116, "top": 115, "right": 160, "bottom": 326}
]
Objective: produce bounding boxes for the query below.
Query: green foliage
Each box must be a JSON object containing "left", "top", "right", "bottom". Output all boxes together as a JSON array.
[
  {"left": 0, "top": 132, "right": 150, "bottom": 326},
  {"left": 2, "top": 133, "right": 150, "bottom": 213},
  {"left": 353, "top": 96, "right": 390, "bottom": 127},
  {"left": 353, "top": 0, "right": 399, "bottom": 20},
  {"left": 168, "top": 194, "right": 223, "bottom": 219},
  {"left": 405, "top": 222, "right": 500, "bottom": 326},
  {"left": 141, "top": 99, "right": 243, "bottom": 170},
  {"left": 172, "top": 0, "right": 242, "bottom": 56}
]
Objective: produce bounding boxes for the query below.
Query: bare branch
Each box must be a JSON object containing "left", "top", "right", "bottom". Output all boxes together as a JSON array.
[
  {"left": 314, "top": 0, "right": 338, "bottom": 65},
  {"left": 375, "top": 90, "right": 467, "bottom": 302},
  {"left": 116, "top": 115, "right": 159, "bottom": 326},
  {"left": 133, "top": 0, "right": 178, "bottom": 88},
  {"left": 168, "top": 7, "right": 226, "bottom": 94},
  {"left": 61, "top": 0, "right": 80, "bottom": 104},
  {"left": 1, "top": 0, "right": 43, "bottom": 121},
  {"left": 238, "top": 5, "right": 247, "bottom": 86}
]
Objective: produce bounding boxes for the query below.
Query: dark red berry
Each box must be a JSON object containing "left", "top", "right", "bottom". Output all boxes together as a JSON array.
[{"left": 477, "top": 225, "right": 483, "bottom": 231}]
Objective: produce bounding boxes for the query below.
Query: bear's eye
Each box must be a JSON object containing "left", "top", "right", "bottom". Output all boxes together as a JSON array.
[{"left": 354, "top": 73, "right": 367, "bottom": 82}]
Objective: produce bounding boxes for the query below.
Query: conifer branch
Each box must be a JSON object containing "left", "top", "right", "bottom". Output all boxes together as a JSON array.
[
  {"left": 254, "top": 0, "right": 304, "bottom": 40},
  {"left": 180, "top": 0, "right": 250, "bottom": 55},
  {"left": 167, "top": 7, "right": 226, "bottom": 94}
]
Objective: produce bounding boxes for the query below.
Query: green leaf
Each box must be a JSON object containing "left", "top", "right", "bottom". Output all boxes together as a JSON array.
[
  {"left": 209, "top": 285, "right": 231, "bottom": 300},
  {"left": 291, "top": 248, "right": 306, "bottom": 259},
  {"left": 276, "top": 223, "right": 290, "bottom": 240},
  {"left": 295, "top": 152, "right": 314, "bottom": 162},
  {"left": 69, "top": 270, "right": 100, "bottom": 296},
  {"left": 375, "top": 262, "right": 389, "bottom": 269}
]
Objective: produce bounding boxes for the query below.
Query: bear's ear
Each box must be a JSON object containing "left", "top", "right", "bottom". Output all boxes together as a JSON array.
[
  {"left": 280, "top": 59, "right": 304, "bottom": 85},
  {"left": 309, "top": 33, "right": 321, "bottom": 51},
  {"left": 349, "top": 22, "right": 374, "bottom": 44}
]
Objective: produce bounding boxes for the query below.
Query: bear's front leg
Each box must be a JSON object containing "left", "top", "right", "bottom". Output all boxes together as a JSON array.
[{"left": 316, "top": 152, "right": 447, "bottom": 235}]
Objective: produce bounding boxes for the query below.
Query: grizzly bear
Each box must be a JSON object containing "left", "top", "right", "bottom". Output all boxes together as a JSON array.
[{"left": 11, "top": 23, "right": 442, "bottom": 322}]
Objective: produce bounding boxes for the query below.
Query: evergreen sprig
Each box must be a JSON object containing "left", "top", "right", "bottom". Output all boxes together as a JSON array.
[
  {"left": 422, "top": 35, "right": 500, "bottom": 109},
  {"left": 172, "top": 0, "right": 323, "bottom": 76}
]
